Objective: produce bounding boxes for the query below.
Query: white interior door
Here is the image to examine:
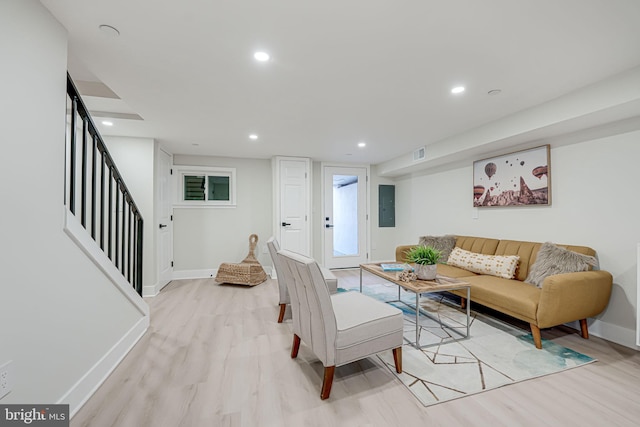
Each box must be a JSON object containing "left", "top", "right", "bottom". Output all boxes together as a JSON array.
[
  {"left": 278, "top": 158, "right": 310, "bottom": 255},
  {"left": 157, "top": 149, "right": 173, "bottom": 289},
  {"left": 323, "top": 166, "right": 368, "bottom": 268}
]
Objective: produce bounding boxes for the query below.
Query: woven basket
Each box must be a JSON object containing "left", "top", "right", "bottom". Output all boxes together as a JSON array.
[{"left": 215, "top": 234, "right": 268, "bottom": 286}]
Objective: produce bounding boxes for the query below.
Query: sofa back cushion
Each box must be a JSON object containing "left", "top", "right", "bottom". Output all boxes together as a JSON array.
[
  {"left": 495, "top": 240, "right": 596, "bottom": 282},
  {"left": 447, "top": 247, "right": 520, "bottom": 279},
  {"left": 455, "top": 236, "right": 500, "bottom": 255},
  {"left": 418, "top": 234, "right": 457, "bottom": 262},
  {"left": 524, "top": 242, "right": 598, "bottom": 287}
]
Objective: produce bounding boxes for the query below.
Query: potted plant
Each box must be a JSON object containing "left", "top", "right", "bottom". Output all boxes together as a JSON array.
[{"left": 404, "top": 246, "right": 442, "bottom": 280}]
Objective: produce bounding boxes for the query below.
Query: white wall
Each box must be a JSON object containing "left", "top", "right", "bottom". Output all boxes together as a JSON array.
[
  {"left": 172, "top": 155, "right": 272, "bottom": 276},
  {"left": 369, "top": 167, "right": 400, "bottom": 262},
  {"left": 104, "top": 136, "right": 157, "bottom": 290},
  {"left": 383, "top": 131, "right": 640, "bottom": 349},
  {"left": 0, "top": 0, "right": 146, "bottom": 411}
]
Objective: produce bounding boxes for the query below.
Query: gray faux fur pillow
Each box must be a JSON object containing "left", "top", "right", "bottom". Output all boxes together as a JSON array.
[
  {"left": 525, "top": 242, "right": 598, "bottom": 288},
  {"left": 417, "top": 234, "right": 456, "bottom": 263}
]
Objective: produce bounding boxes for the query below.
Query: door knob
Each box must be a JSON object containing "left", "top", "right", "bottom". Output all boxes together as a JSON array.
[
  {"left": 281, "top": 222, "right": 291, "bottom": 227},
  {"left": 325, "top": 224, "right": 334, "bottom": 228},
  {"left": 159, "top": 224, "right": 167, "bottom": 229}
]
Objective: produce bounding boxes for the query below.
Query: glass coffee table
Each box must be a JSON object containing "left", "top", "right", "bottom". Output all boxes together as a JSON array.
[{"left": 359, "top": 263, "right": 471, "bottom": 349}]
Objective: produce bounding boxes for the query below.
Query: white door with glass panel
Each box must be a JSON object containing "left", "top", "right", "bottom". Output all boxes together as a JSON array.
[{"left": 323, "top": 166, "right": 368, "bottom": 268}]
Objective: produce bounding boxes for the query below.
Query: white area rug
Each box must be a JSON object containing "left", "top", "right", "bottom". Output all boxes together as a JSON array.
[{"left": 352, "top": 282, "right": 596, "bottom": 407}]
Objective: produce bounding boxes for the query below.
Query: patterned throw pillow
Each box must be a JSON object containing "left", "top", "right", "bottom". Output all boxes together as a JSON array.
[
  {"left": 524, "top": 242, "right": 598, "bottom": 288},
  {"left": 447, "top": 247, "right": 520, "bottom": 279},
  {"left": 417, "top": 235, "right": 456, "bottom": 263}
]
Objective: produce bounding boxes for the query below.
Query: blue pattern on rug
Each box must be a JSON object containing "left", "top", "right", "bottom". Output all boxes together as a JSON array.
[{"left": 340, "top": 282, "right": 596, "bottom": 406}]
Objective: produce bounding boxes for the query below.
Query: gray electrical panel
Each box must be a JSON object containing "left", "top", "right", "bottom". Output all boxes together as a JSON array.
[{"left": 378, "top": 185, "right": 395, "bottom": 227}]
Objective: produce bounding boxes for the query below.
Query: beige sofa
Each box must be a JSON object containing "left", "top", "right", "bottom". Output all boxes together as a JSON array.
[{"left": 395, "top": 236, "right": 613, "bottom": 349}]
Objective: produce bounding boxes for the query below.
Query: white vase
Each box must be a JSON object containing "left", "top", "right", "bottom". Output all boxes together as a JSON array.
[{"left": 414, "top": 264, "right": 437, "bottom": 280}]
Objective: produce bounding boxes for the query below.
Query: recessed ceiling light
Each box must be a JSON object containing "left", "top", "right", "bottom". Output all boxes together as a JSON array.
[
  {"left": 254, "top": 51, "right": 270, "bottom": 62},
  {"left": 451, "top": 86, "right": 465, "bottom": 94},
  {"left": 98, "top": 24, "right": 120, "bottom": 37},
  {"left": 249, "top": 134, "right": 258, "bottom": 140},
  {"left": 102, "top": 120, "right": 113, "bottom": 126},
  {"left": 358, "top": 142, "right": 366, "bottom": 148}
]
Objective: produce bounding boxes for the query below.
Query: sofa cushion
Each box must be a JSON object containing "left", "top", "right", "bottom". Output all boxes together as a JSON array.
[
  {"left": 447, "top": 247, "right": 520, "bottom": 279},
  {"left": 495, "top": 240, "right": 597, "bottom": 282},
  {"left": 418, "top": 235, "right": 456, "bottom": 262},
  {"left": 494, "top": 240, "right": 540, "bottom": 282},
  {"left": 455, "top": 275, "right": 541, "bottom": 323},
  {"left": 436, "top": 263, "right": 478, "bottom": 278},
  {"left": 524, "top": 242, "right": 598, "bottom": 288},
  {"left": 455, "top": 236, "right": 500, "bottom": 255}
]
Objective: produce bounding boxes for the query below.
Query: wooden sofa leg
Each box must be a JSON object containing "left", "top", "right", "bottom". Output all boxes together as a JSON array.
[
  {"left": 460, "top": 297, "right": 467, "bottom": 310},
  {"left": 530, "top": 324, "right": 542, "bottom": 349},
  {"left": 579, "top": 319, "right": 589, "bottom": 339},
  {"left": 321, "top": 366, "right": 335, "bottom": 400},
  {"left": 392, "top": 347, "right": 402, "bottom": 373},
  {"left": 278, "top": 303, "right": 286, "bottom": 323},
  {"left": 291, "top": 334, "right": 301, "bottom": 358}
]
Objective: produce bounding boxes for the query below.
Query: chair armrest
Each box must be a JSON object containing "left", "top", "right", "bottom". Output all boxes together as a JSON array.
[
  {"left": 320, "top": 266, "right": 338, "bottom": 294},
  {"left": 536, "top": 270, "right": 613, "bottom": 328},
  {"left": 395, "top": 245, "right": 417, "bottom": 262}
]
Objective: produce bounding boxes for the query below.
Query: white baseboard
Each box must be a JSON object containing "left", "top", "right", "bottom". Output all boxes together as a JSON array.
[
  {"left": 143, "top": 283, "right": 158, "bottom": 298},
  {"left": 172, "top": 269, "right": 217, "bottom": 280},
  {"left": 60, "top": 316, "right": 149, "bottom": 417},
  {"left": 567, "top": 318, "right": 640, "bottom": 350},
  {"left": 142, "top": 279, "right": 172, "bottom": 298},
  {"left": 172, "top": 267, "right": 273, "bottom": 281}
]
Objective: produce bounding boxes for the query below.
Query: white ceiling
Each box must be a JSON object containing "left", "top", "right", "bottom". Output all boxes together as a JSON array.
[{"left": 41, "top": 0, "right": 640, "bottom": 165}]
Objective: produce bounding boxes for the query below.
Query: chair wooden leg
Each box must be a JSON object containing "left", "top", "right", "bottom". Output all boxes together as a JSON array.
[
  {"left": 320, "top": 366, "right": 335, "bottom": 400},
  {"left": 392, "top": 347, "right": 402, "bottom": 373},
  {"left": 460, "top": 297, "right": 467, "bottom": 310},
  {"left": 579, "top": 319, "right": 589, "bottom": 339},
  {"left": 291, "top": 334, "right": 301, "bottom": 358},
  {"left": 277, "top": 303, "right": 286, "bottom": 323},
  {"left": 530, "top": 323, "right": 542, "bottom": 349}
]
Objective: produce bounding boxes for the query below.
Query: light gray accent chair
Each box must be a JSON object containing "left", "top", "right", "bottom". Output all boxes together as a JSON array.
[
  {"left": 267, "top": 237, "right": 338, "bottom": 323},
  {"left": 277, "top": 249, "right": 403, "bottom": 400}
]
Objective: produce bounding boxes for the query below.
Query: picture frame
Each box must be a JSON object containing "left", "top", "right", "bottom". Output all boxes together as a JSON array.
[{"left": 473, "top": 145, "right": 550, "bottom": 207}]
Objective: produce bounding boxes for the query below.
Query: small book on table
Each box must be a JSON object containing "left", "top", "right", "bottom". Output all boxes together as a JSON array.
[{"left": 380, "top": 263, "right": 410, "bottom": 271}]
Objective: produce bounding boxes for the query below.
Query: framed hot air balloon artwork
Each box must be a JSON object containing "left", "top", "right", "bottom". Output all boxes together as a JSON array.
[{"left": 473, "top": 145, "right": 550, "bottom": 207}]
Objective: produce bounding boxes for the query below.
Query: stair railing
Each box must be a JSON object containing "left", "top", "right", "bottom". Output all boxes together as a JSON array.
[{"left": 65, "top": 73, "right": 143, "bottom": 295}]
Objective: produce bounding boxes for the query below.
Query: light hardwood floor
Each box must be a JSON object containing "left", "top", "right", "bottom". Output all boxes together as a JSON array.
[{"left": 71, "top": 270, "right": 640, "bottom": 427}]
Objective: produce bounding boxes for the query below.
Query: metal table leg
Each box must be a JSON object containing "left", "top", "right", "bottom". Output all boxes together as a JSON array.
[
  {"left": 415, "top": 292, "right": 420, "bottom": 347},
  {"left": 466, "top": 287, "right": 470, "bottom": 337}
]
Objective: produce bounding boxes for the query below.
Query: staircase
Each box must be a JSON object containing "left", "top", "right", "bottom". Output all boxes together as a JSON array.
[{"left": 65, "top": 74, "right": 144, "bottom": 295}]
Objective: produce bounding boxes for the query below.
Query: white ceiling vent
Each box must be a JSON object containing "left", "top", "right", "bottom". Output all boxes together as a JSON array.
[{"left": 413, "top": 146, "right": 426, "bottom": 161}]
